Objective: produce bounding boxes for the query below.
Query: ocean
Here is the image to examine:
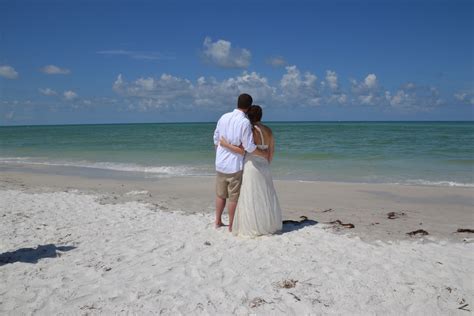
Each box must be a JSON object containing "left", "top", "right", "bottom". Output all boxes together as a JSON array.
[{"left": 1, "top": 121, "right": 473, "bottom": 187}]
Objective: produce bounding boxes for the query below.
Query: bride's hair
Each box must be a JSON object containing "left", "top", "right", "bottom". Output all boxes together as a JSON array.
[{"left": 247, "top": 105, "right": 262, "bottom": 124}]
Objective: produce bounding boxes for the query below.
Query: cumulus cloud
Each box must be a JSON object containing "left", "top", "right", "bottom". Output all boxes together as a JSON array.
[
  {"left": 454, "top": 91, "right": 474, "bottom": 105},
  {"left": 112, "top": 72, "right": 273, "bottom": 109},
  {"left": 39, "top": 88, "right": 58, "bottom": 96},
  {"left": 351, "top": 73, "right": 378, "bottom": 92},
  {"left": 322, "top": 70, "right": 348, "bottom": 105},
  {"left": 385, "top": 85, "right": 442, "bottom": 110},
  {"left": 40, "top": 65, "right": 71, "bottom": 75},
  {"left": 115, "top": 66, "right": 320, "bottom": 110},
  {"left": 0, "top": 65, "right": 19, "bottom": 79},
  {"left": 112, "top": 68, "right": 362, "bottom": 110},
  {"left": 267, "top": 56, "right": 286, "bottom": 67},
  {"left": 202, "top": 37, "right": 251, "bottom": 68},
  {"left": 113, "top": 71, "right": 275, "bottom": 110},
  {"left": 364, "top": 74, "right": 377, "bottom": 89},
  {"left": 110, "top": 67, "right": 453, "bottom": 113},
  {"left": 113, "top": 73, "right": 194, "bottom": 109},
  {"left": 325, "top": 70, "right": 339, "bottom": 91},
  {"left": 279, "top": 65, "right": 321, "bottom": 106},
  {"left": 351, "top": 73, "right": 381, "bottom": 105},
  {"left": 63, "top": 90, "right": 78, "bottom": 100},
  {"left": 328, "top": 93, "right": 348, "bottom": 105}
]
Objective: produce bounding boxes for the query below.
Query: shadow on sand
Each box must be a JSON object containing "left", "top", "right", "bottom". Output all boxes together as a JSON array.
[
  {"left": 0, "top": 244, "right": 76, "bottom": 266},
  {"left": 280, "top": 216, "right": 318, "bottom": 234}
]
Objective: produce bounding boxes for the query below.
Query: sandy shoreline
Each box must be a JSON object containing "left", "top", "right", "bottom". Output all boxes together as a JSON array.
[
  {"left": 1, "top": 167, "right": 473, "bottom": 243},
  {"left": 1, "top": 168, "right": 473, "bottom": 314}
]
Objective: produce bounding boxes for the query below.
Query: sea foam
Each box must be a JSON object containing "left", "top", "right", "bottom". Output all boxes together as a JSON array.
[{"left": 0, "top": 157, "right": 208, "bottom": 177}]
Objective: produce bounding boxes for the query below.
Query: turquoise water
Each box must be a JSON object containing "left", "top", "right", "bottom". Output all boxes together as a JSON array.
[{"left": 1, "top": 122, "right": 473, "bottom": 186}]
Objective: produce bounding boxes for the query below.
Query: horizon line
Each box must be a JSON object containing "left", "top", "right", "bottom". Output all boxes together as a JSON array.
[{"left": 1, "top": 120, "right": 473, "bottom": 128}]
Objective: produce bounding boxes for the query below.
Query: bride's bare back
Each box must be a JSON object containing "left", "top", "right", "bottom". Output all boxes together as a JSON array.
[{"left": 252, "top": 123, "right": 275, "bottom": 162}]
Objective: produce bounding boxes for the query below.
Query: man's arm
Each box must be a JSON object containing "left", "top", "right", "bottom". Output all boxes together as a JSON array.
[
  {"left": 213, "top": 120, "right": 220, "bottom": 149},
  {"left": 220, "top": 137, "right": 245, "bottom": 156},
  {"left": 241, "top": 122, "right": 268, "bottom": 159},
  {"left": 240, "top": 122, "right": 257, "bottom": 153}
]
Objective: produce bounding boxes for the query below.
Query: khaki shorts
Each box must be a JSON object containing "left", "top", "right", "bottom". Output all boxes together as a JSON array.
[{"left": 215, "top": 170, "right": 243, "bottom": 202}]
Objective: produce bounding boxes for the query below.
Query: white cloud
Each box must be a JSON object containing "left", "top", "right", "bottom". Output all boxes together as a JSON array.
[
  {"left": 325, "top": 70, "right": 338, "bottom": 90},
  {"left": 404, "top": 82, "right": 416, "bottom": 90},
  {"left": 114, "top": 67, "right": 337, "bottom": 110},
  {"left": 385, "top": 90, "right": 407, "bottom": 107},
  {"left": 113, "top": 74, "right": 125, "bottom": 93},
  {"left": 40, "top": 65, "right": 71, "bottom": 75},
  {"left": 0, "top": 65, "right": 19, "bottom": 79},
  {"left": 113, "top": 71, "right": 274, "bottom": 110},
  {"left": 351, "top": 74, "right": 378, "bottom": 92},
  {"left": 39, "top": 88, "right": 58, "bottom": 96},
  {"left": 358, "top": 94, "right": 375, "bottom": 105},
  {"left": 267, "top": 56, "right": 286, "bottom": 67},
  {"left": 454, "top": 91, "right": 474, "bottom": 105},
  {"left": 111, "top": 68, "right": 452, "bottom": 112},
  {"left": 280, "top": 65, "right": 321, "bottom": 106},
  {"left": 364, "top": 74, "right": 377, "bottom": 89},
  {"left": 63, "top": 90, "right": 78, "bottom": 100},
  {"left": 196, "top": 71, "right": 275, "bottom": 107},
  {"left": 351, "top": 73, "right": 381, "bottom": 106},
  {"left": 329, "top": 93, "right": 348, "bottom": 105},
  {"left": 113, "top": 73, "right": 194, "bottom": 110},
  {"left": 385, "top": 85, "right": 443, "bottom": 110},
  {"left": 323, "top": 70, "right": 348, "bottom": 105},
  {"left": 202, "top": 37, "right": 251, "bottom": 68}
]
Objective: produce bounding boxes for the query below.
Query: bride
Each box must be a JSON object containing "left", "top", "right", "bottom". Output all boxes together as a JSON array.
[{"left": 220, "top": 105, "right": 282, "bottom": 237}]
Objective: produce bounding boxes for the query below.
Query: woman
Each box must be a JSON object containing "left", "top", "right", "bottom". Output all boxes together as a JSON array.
[{"left": 220, "top": 105, "right": 282, "bottom": 237}]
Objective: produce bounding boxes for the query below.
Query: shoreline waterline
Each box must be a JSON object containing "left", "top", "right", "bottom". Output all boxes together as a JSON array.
[{"left": 1, "top": 159, "right": 473, "bottom": 188}]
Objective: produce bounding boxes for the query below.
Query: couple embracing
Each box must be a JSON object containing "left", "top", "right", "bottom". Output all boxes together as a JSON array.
[{"left": 213, "top": 93, "right": 282, "bottom": 237}]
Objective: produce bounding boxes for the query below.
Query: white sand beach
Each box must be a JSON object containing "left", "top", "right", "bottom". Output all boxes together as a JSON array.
[{"left": 1, "top": 170, "right": 473, "bottom": 314}]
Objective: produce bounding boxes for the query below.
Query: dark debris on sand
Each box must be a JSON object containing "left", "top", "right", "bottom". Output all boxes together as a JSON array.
[
  {"left": 387, "top": 211, "right": 406, "bottom": 219},
  {"left": 277, "top": 279, "right": 298, "bottom": 289},
  {"left": 326, "top": 220, "right": 355, "bottom": 229},
  {"left": 249, "top": 297, "right": 267, "bottom": 308},
  {"left": 406, "top": 229, "right": 429, "bottom": 237},
  {"left": 456, "top": 228, "right": 474, "bottom": 234}
]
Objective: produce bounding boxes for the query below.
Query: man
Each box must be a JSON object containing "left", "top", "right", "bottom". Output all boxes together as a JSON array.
[{"left": 213, "top": 93, "right": 267, "bottom": 232}]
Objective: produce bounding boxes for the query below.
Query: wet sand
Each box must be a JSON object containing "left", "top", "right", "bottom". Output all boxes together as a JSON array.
[{"left": 1, "top": 167, "right": 473, "bottom": 242}]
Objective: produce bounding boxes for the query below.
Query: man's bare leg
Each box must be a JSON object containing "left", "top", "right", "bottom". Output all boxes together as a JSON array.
[
  {"left": 215, "top": 196, "right": 226, "bottom": 228},
  {"left": 227, "top": 200, "right": 238, "bottom": 232}
]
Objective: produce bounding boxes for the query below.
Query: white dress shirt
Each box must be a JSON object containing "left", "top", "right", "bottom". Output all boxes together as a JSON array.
[{"left": 213, "top": 109, "right": 257, "bottom": 174}]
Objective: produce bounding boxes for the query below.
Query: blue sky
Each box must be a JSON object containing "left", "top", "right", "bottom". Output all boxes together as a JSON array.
[{"left": 0, "top": 0, "right": 473, "bottom": 125}]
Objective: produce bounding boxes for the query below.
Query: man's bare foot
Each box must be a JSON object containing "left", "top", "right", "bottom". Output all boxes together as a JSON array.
[{"left": 215, "top": 222, "right": 226, "bottom": 228}]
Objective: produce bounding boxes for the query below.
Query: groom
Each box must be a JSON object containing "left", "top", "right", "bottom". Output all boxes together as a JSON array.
[{"left": 213, "top": 93, "right": 267, "bottom": 232}]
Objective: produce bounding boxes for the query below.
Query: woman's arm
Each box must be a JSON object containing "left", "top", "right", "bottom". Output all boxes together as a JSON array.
[
  {"left": 220, "top": 137, "right": 245, "bottom": 156},
  {"left": 268, "top": 136, "right": 275, "bottom": 163}
]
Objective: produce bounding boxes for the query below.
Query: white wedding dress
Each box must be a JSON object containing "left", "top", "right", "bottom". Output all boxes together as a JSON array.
[{"left": 233, "top": 126, "right": 283, "bottom": 237}]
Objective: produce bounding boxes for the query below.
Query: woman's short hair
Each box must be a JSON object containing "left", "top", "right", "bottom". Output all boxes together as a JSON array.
[{"left": 247, "top": 105, "right": 262, "bottom": 124}]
